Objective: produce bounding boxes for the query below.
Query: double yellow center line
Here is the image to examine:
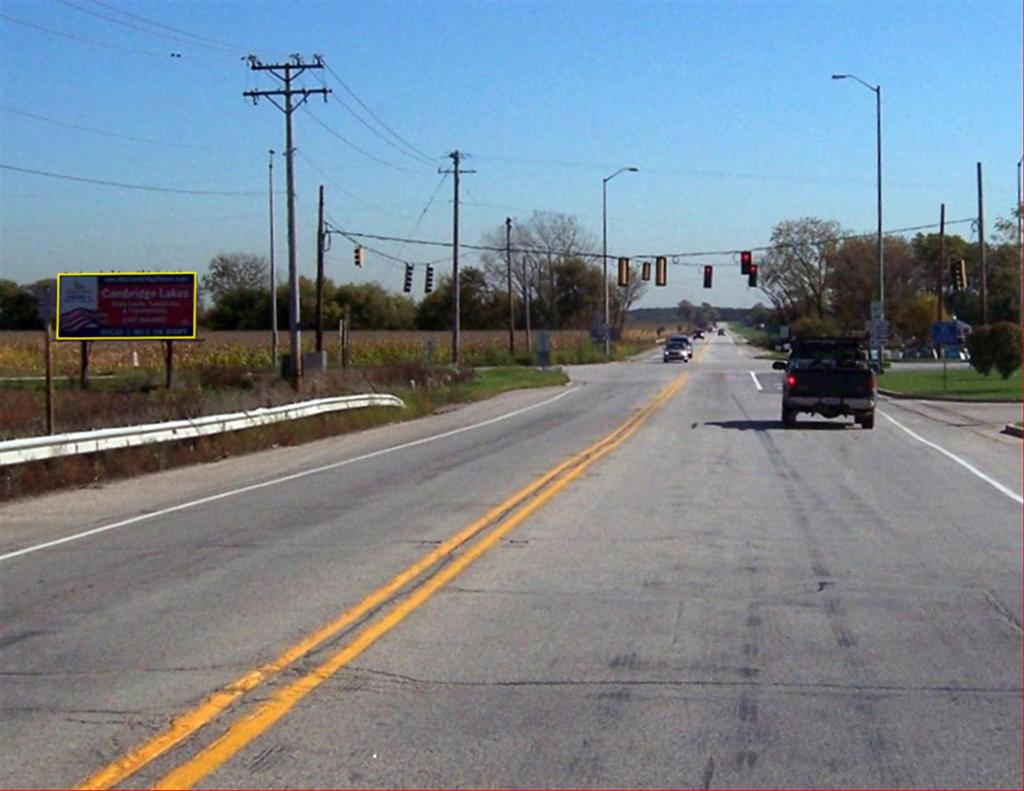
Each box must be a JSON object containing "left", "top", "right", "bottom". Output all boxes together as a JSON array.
[{"left": 79, "top": 366, "right": 691, "bottom": 790}]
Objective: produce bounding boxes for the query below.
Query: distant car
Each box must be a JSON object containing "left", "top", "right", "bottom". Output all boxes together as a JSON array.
[
  {"left": 663, "top": 336, "right": 691, "bottom": 363},
  {"left": 717, "top": 328, "right": 725, "bottom": 336},
  {"left": 901, "top": 346, "right": 937, "bottom": 360},
  {"left": 693, "top": 330, "right": 705, "bottom": 340}
]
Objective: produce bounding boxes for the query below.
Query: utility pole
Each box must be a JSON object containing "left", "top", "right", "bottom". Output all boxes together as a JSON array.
[
  {"left": 245, "top": 55, "right": 330, "bottom": 389},
  {"left": 523, "top": 256, "right": 532, "bottom": 357},
  {"left": 937, "top": 203, "right": 945, "bottom": 323},
  {"left": 977, "top": 161, "right": 987, "bottom": 325},
  {"left": 268, "top": 149, "right": 278, "bottom": 370},
  {"left": 315, "top": 184, "right": 325, "bottom": 353},
  {"left": 1017, "top": 157, "right": 1022, "bottom": 329},
  {"left": 439, "top": 150, "right": 474, "bottom": 366},
  {"left": 506, "top": 217, "right": 514, "bottom": 356}
]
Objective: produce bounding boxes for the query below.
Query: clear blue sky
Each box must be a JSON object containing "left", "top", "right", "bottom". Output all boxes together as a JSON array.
[{"left": 1, "top": 0, "right": 1021, "bottom": 309}]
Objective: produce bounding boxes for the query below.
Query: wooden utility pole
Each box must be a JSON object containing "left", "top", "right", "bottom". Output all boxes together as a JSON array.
[
  {"left": 268, "top": 149, "right": 278, "bottom": 370},
  {"left": 315, "top": 184, "right": 325, "bottom": 353},
  {"left": 440, "top": 150, "right": 474, "bottom": 366},
  {"left": 937, "top": 204, "right": 945, "bottom": 322},
  {"left": 977, "top": 162, "right": 988, "bottom": 325},
  {"left": 506, "top": 217, "right": 514, "bottom": 356},
  {"left": 245, "top": 55, "right": 330, "bottom": 388}
]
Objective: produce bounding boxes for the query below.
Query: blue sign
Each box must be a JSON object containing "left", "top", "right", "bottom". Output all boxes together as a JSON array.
[{"left": 930, "top": 321, "right": 962, "bottom": 346}]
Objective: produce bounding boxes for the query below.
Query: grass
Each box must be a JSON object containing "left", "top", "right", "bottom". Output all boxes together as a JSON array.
[
  {"left": 730, "top": 324, "right": 775, "bottom": 349},
  {"left": 881, "top": 367, "right": 1022, "bottom": 401},
  {"left": 1, "top": 365, "right": 570, "bottom": 501}
]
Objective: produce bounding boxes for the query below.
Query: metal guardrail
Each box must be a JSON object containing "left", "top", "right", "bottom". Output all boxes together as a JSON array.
[{"left": 0, "top": 394, "right": 405, "bottom": 467}]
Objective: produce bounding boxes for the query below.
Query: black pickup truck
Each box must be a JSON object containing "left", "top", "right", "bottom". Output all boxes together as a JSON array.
[{"left": 772, "top": 337, "right": 877, "bottom": 429}]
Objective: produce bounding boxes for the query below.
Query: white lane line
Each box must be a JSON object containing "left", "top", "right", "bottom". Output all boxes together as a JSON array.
[
  {"left": 749, "top": 371, "right": 763, "bottom": 391},
  {"left": 0, "top": 387, "right": 579, "bottom": 563},
  {"left": 880, "top": 410, "right": 1023, "bottom": 505}
]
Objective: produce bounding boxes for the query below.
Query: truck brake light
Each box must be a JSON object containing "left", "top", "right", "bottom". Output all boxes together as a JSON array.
[{"left": 786, "top": 374, "right": 797, "bottom": 388}]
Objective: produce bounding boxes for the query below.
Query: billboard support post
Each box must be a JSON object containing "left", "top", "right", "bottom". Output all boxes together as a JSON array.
[
  {"left": 80, "top": 341, "right": 90, "bottom": 390},
  {"left": 45, "top": 322, "right": 55, "bottom": 435},
  {"left": 164, "top": 341, "right": 174, "bottom": 390}
]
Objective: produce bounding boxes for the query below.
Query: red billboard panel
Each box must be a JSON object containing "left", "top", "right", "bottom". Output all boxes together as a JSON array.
[{"left": 56, "top": 272, "right": 197, "bottom": 340}]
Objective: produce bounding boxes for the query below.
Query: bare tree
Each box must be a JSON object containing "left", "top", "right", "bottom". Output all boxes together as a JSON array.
[
  {"left": 610, "top": 263, "right": 648, "bottom": 333},
  {"left": 478, "top": 211, "right": 597, "bottom": 320}
]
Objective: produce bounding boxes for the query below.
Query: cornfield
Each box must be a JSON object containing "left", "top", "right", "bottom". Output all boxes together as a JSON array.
[{"left": 0, "top": 329, "right": 656, "bottom": 376}]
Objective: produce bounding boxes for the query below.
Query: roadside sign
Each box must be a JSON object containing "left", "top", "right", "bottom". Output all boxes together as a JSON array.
[
  {"left": 56, "top": 272, "right": 197, "bottom": 340},
  {"left": 930, "top": 321, "right": 963, "bottom": 347},
  {"left": 870, "top": 301, "right": 882, "bottom": 321},
  {"left": 866, "top": 319, "right": 890, "bottom": 342},
  {"left": 779, "top": 325, "right": 789, "bottom": 339}
]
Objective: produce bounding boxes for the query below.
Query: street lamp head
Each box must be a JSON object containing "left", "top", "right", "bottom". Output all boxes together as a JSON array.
[
  {"left": 627, "top": 167, "right": 639, "bottom": 172},
  {"left": 831, "top": 74, "right": 847, "bottom": 80}
]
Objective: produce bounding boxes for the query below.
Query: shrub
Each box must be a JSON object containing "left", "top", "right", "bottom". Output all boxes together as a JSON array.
[
  {"left": 790, "top": 315, "right": 840, "bottom": 338},
  {"left": 987, "top": 322, "right": 1022, "bottom": 380},
  {"left": 966, "top": 326, "right": 993, "bottom": 376}
]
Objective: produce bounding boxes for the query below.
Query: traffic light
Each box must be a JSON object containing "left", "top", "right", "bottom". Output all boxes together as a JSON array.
[
  {"left": 424, "top": 265, "right": 434, "bottom": 293},
  {"left": 703, "top": 265, "right": 713, "bottom": 289},
  {"left": 354, "top": 246, "right": 365, "bottom": 268},
  {"left": 403, "top": 263, "right": 414, "bottom": 293},
  {"left": 951, "top": 259, "right": 966, "bottom": 291},
  {"left": 641, "top": 260, "right": 651, "bottom": 281},
  {"left": 617, "top": 257, "right": 630, "bottom": 287},
  {"left": 747, "top": 263, "right": 758, "bottom": 287},
  {"left": 655, "top": 256, "right": 667, "bottom": 286},
  {"left": 740, "top": 250, "right": 752, "bottom": 275}
]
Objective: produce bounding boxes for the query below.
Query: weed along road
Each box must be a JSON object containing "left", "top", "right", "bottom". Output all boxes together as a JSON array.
[{"left": 1, "top": 331, "right": 1021, "bottom": 789}]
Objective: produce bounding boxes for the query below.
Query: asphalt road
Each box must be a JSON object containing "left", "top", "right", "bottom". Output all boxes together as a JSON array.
[{"left": 1, "top": 329, "right": 1020, "bottom": 789}]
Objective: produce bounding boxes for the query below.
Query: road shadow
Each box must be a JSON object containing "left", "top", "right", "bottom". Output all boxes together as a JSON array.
[{"left": 705, "top": 419, "right": 852, "bottom": 431}]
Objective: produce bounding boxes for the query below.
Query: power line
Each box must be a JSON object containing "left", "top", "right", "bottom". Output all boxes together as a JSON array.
[
  {"left": 321, "top": 60, "right": 439, "bottom": 166},
  {"left": 87, "top": 0, "right": 281, "bottom": 56},
  {"left": 56, "top": 0, "right": 239, "bottom": 54},
  {"left": 0, "top": 12, "right": 173, "bottom": 57},
  {"left": 311, "top": 71, "right": 435, "bottom": 169},
  {"left": 0, "top": 105, "right": 250, "bottom": 152},
  {"left": 330, "top": 217, "right": 979, "bottom": 264},
  {"left": 294, "top": 150, "right": 412, "bottom": 218},
  {"left": 302, "top": 107, "right": 423, "bottom": 174},
  {"left": 0, "top": 164, "right": 261, "bottom": 195}
]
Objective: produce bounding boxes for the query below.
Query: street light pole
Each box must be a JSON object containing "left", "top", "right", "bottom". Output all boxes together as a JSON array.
[
  {"left": 601, "top": 166, "right": 638, "bottom": 356},
  {"left": 833, "top": 73, "right": 883, "bottom": 362}
]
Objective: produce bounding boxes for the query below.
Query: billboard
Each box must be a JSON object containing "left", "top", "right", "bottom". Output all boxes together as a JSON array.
[{"left": 56, "top": 272, "right": 197, "bottom": 340}]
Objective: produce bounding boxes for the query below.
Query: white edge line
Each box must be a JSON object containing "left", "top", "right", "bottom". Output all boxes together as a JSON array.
[
  {"left": 880, "top": 410, "right": 1023, "bottom": 505},
  {"left": 749, "top": 371, "right": 763, "bottom": 391},
  {"left": 0, "top": 387, "right": 578, "bottom": 563}
]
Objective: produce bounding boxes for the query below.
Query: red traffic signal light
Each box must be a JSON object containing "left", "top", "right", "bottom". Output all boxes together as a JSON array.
[
  {"left": 740, "top": 250, "right": 752, "bottom": 275},
  {"left": 703, "top": 265, "right": 713, "bottom": 289},
  {"left": 747, "top": 263, "right": 758, "bottom": 287}
]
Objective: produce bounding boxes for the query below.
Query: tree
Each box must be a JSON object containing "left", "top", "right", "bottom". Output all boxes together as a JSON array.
[
  {"left": 478, "top": 212, "right": 597, "bottom": 324},
  {"left": 334, "top": 282, "right": 416, "bottom": 330},
  {"left": 206, "top": 288, "right": 271, "bottom": 330},
  {"left": 610, "top": 263, "right": 648, "bottom": 333},
  {"left": 0, "top": 280, "right": 41, "bottom": 329},
  {"left": 414, "top": 267, "right": 505, "bottom": 330},
  {"left": 759, "top": 218, "right": 843, "bottom": 319},
  {"left": 552, "top": 256, "right": 601, "bottom": 329},
  {"left": 201, "top": 253, "right": 269, "bottom": 306}
]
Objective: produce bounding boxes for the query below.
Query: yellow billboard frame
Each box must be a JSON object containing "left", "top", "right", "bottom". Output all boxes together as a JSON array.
[{"left": 55, "top": 271, "right": 198, "bottom": 341}]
